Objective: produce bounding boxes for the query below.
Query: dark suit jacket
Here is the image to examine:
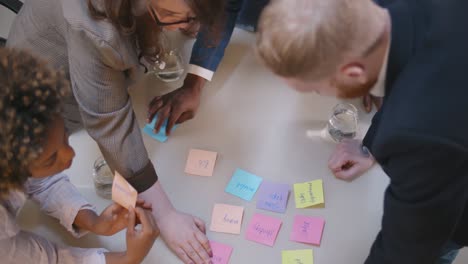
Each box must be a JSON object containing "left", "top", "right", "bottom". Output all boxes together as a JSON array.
[{"left": 363, "top": 0, "right": 468, "bottom": 263}]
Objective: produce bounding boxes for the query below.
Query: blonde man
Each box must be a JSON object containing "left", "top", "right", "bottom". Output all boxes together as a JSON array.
[{"left": 257, "top": 0, "right": 468, "bottom": 263}]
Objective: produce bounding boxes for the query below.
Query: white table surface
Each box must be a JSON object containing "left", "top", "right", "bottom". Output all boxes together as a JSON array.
[{"left": 13, "top": 28, "right": 468, "bottom": 264}]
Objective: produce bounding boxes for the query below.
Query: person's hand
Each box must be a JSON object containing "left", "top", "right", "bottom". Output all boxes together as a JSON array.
[
  {"left": 363, "top": 94, "right": 383, "bottom": 113},
  {"left": 328, "top": 139, "right": 376, "bottom": 181},
  {"left": 124, "top": 207, "right": 160, "bottom": 264},
  {"left": 147, "top": 74, "right": 206, "bottom": 135},
  {"left": 93, "top": 199, "right": 152, "bottom": 236},
  {"left": 157, "top": 209, "right": 212, "bottom": 264}
]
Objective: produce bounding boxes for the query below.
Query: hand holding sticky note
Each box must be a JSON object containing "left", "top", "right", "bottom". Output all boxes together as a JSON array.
[
  {"left": 282, "top": 249, "right": 314, "bottom": 264},
  {"left": 112, "top": 172, "right": 137, "bottom": 209},
  {"left": 293, "top": 180, "right": 324, "bottom": 208},
  {"left": 210, "top": 203, "right": 244, "bottom": 234},
  {"left": 245, "top": 213, "right": 282, "bottom": 247},
  {"left": 290, "top": 215, "right": 325, "bottom": 246},
  {"left": 185, "top": 149, "right": 218, "bottom": 176},
  {"left": 143, "top": 115, "right": 177, "bottom": 142},
  {"left": 225, "top": 169, "right": 263, "bottom": 201}
]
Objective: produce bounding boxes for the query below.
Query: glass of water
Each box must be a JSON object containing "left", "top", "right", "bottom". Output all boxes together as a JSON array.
[
  {"left": 151, "top": 49, "right": 185, "bottom": 82},
  {"left": 92, "top": 157, "right": 114, "bottom": 199},
  {"left": 327, "top": 103, "right": 358, "bottom": 142}
]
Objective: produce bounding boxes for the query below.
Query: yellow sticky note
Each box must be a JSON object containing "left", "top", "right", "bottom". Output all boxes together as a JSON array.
[
  {"left": 282, "top": 249, "right": 314, "bottom": 264},
  {"left": 293, "top": 180, "right": 324, "bottom": 208},
  {"left": 112, "top": 172, "right": 138, "bottom": 209}
]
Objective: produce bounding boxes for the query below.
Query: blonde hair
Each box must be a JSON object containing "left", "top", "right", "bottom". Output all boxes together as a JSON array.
[{"left": 256, "top": 0, "right": 385, "bottom": 81}]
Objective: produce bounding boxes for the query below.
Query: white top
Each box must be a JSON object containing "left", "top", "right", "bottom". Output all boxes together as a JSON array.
[{"left": 0, "top": 173, "right": 107, "bottom": 264}]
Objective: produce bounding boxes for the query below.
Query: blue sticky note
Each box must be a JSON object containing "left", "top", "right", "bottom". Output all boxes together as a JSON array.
[
  {"left": 256, "top": 181, "right": 290, "bottom": 213},
  {"left": 143, "top": 115, "right": 177, "bottom": 143},
  {"left": 225, "top": 169, "right": 263, "bottom": 201}
]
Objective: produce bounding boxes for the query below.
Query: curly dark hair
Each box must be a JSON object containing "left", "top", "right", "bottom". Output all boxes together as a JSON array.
[{"left": 0, "top": 48, "right": 70, "bottom": 196}]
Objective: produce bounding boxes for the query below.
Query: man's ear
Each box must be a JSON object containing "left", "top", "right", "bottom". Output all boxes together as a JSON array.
[{"left": 341, "top": 63, "right": 367, "bottom": 84}]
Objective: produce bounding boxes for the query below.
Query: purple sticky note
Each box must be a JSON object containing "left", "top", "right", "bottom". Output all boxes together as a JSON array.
[
  {"left": 245, "top": 213, "right": 282, "bottom": 247},
  {"left": 290, "top": 215, "right": 325, "bottom": 246},
  {"left": 209, "top": 241, "right": 233, "bottom": 264},
  {"left": 256, "top": 181, "right": 290, "bottom": 213}
]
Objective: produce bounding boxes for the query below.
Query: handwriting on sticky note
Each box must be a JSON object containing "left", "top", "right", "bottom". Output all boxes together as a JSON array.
[
  {"left": 282, "top": 249, "right": 314, "bottom": 264},
  {"left": 293, "top": 180, "right": 324, "bottom": 208},
  {"left": 209, "top": 241, "right": 233, "bottom": 264},
  {"left": 245, "top": 213, "right": 282, "bottom": 247},
  {"left": 290, "top": 215, "right": 325, "bottom": 246},
  {"left": 185, "top": 149, "right": 218, "bottom": 177},
  {"left": 210, "top": 203, "right": 244, "bottom": 234},
  {"left": 256, "top": 181, "right": 290, "bottom": 213},
  {"left": 112, "top": 172, "right": 137, "bottom": 209},
  {"left": 225, "top": 169, "right": 263, "bottom": 201}
]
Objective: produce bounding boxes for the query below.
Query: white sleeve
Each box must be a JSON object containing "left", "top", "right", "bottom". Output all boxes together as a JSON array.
[
  {"left": 24, "top": 173, "right": 96, "bottom": 238},
  {"left": 0, "top": 204, "right": 108, "bottom": 264}
]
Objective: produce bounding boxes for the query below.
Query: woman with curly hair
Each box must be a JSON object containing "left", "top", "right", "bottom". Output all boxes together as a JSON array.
[
  {"left": 0, "top": 47, "right": 159, "bottom": 264},
  {"left": 7, "top": 1, "right": 224, "bottom": 262}
]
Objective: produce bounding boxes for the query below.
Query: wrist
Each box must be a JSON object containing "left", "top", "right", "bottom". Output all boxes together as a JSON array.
[
  {"left": 73, "top": 209, "right": 99, "bottom": 233},
  {"left": 138, "top": 181, "right": 175, "bottom": 222},
  {"left": 122, "top": 252, "right": 138, "bottom": 264},
  {"left": 184, "top": 73, "right": 206, "bottom": 94},
  {"left": 105, "top": 251, "right": 130, "bottom": 264}
]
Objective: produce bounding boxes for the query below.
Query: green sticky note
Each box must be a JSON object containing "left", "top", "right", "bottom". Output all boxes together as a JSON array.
[
  {"left": 282, "top": 249, "right": 314, "bottom": 264},
  {"left": 293, "top": 180, "right": 324, "bottom": 208}
]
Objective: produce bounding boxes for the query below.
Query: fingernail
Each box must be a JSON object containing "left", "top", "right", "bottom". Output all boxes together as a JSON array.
[{"left": 208, "top": 250, "right": 213, "bottom": 258}]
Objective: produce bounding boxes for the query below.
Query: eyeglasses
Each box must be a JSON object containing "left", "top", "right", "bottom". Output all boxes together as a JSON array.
[{"left": 147, "top": 4, "right": 197, "bottom": 26}]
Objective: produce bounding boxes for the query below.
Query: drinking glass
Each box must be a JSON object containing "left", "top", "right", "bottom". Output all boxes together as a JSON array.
[
  {"left": 150, "top": 49, "right": 185, "bottom": 82},
  {"left": 92, "top": 157, "right": 114, "bottom": 199},
  {"left": 326, "top": 103, "right": 358, "bottom": 142}
]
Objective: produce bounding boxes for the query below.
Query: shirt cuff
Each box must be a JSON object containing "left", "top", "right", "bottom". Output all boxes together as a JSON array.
[
  {"left": 187, "top": 64, "right": 214, "bottom": 81},
  {"left": 68, "top": 203, "right": 97, "bottom": 238},
  {"left": 126, "top": 161, "right": 158, "bottom": 193}
]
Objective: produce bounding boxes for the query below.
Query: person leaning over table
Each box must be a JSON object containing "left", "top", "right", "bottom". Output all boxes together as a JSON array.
[
  {"left": 6, "top": 0, "right": 224, "bottom": 263},
  {"left": 148, "top": 0, "right": 383, "bottom": 138},
  {"left": 256, "top": 0, "right": 468, "bottom": 263},
  {"left": 0, "top": 47, "right": 159, "bottom": 264}
]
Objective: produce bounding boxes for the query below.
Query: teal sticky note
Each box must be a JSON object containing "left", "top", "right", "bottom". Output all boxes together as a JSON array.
[
  {"left": 225, "top": 169, "right": 263, "bottom": 201},
  {"left": 143, "top": 115, "right": 177, "bottom": 143}
]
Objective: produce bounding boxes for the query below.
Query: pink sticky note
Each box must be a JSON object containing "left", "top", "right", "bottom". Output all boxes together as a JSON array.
[
  {"left": 185, "top": 149, "right": 218, "bottom": 176},
  {"left": 210, "top": 204, "right": 244, "bottom": 234},
  {"left": 112, "top": 172, "right": 137, "bottom": 209},
  {"left": 290, "top": 215, "right": 325, "bottom": 246},
  {"left": 209, "top": 241, "right": 233, "bottom": 264},
  {"left": 245, "top": 213, "right": 282, "bottom": 247}
]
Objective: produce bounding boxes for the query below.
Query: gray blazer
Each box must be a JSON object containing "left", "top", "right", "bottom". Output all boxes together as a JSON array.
[{"left": 7, "top": 0, "right": 157, "bottom": 192}]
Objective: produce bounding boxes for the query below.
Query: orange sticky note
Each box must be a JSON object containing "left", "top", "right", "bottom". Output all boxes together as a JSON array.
[
  {"left": 112, "top": 172, "right": 138, "bottom": 209},
  {"left": 184, "top": 149, "right": 218, "bottom": 177},
  {"left": 210, "top": 203, "right": 244, "bottom": 234}
]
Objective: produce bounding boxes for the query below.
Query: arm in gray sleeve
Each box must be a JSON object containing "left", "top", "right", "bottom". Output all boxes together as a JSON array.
[{"left": 65, "top": 25, "right": 157, "bottom": 192}]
